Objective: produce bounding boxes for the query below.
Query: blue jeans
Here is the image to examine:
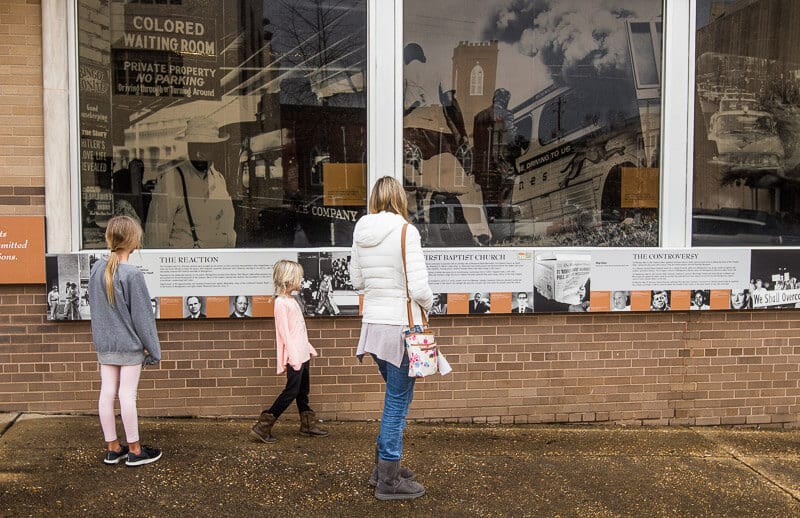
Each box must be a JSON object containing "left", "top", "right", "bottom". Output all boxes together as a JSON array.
[{"left": 372, "top": 352, "right": 416, "bottom": 462}]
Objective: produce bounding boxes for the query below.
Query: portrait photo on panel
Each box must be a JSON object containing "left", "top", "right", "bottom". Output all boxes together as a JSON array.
[
  {"left": 650, "top": 290, "right": 671, "bottom": 311},
  {"left": 429, "top": 292, "right": 448, "bottom": 315},
  {"left": 150, "top": 297, "right": 160, "bottom": 318},
  {"left": 229, "top": 295, "right": 252, "bottom": 318},
  {"left": 729, "top": 288, "right": 752, "bottom": 310},
  {"left": 511, "top": 291, "right": 533, "bottom": 313},
  {"left": 468, "top": 291, "right": 491, "bottom": 314},
  {"left": 611, "top": 290, "right": 630, "bottom": 311},
  {"left": 690, "top": 289, "right": 710, "bottom": 310},
  {"left": 184, "top": 295, "right": 207, "bottom": 319}
]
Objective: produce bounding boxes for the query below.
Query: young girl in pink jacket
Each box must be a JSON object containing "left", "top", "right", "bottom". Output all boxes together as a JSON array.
[{"left": 251, "top": 260, "right": 329, "bottom": 442}]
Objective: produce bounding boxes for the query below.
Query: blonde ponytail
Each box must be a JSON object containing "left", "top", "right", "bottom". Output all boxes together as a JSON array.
[{"left": 102, "top": 215, "right": 143, "bottom": 306}]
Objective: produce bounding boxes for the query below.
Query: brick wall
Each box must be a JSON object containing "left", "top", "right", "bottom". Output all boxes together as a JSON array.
[
  {"left": 2, "top": 284, "right": 800, "bottom": 427},
  {"left": 0, "top": 0, "right": 45, "bottom": 216}
]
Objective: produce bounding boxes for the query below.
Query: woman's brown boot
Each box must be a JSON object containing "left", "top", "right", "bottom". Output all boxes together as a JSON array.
[
  {"left": 299, "top": 410, "right": 329, "bottom": 436},
  {"left": 251, "top": 412, "right": 277, "bottom": 443}
]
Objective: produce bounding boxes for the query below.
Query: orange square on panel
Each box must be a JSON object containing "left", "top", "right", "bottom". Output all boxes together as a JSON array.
[
  {"left": 630, "top": 291, "right": 651, "bottom": 311},
  {"left": 670, "top": 290, "right": 691, "bottom": 311},
  {"left": 491, "top": 292, "right": 512, "bottom": 313},
  {"left": 591, "top": 291, "right": 611, "bottom": 312},
  {"left": 710, "top": 290, "right": 730, "bottom": 310},
  {"left": 447, "top": 293, "right": 469, "bottom": 314},
  {"left": 251, "top": 295, "right": 274, "bottom": 317},
  {"left": 205, "top": 296, "right": 229, "bottom": 318},
  {"left": 158, "top": 297, "right": 184, "bottom": 319}
]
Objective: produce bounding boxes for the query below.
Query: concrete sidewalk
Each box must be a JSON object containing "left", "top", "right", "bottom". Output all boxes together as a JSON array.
[{"left": 1, "top": 413, "right": 800, "bottom": 517}]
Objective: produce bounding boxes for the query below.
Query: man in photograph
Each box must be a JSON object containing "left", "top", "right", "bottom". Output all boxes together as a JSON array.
[
  {"left": 429, "top": 293, "right": 448, "bottom": 315},
  {"left": 145, "top": 117, "right": 236, "bottom": 249},
  {"left": 611, "top": 290, "right": 630, "bottom": 311},
  {"left": 185, "top": 296, "right": 207, "bottom": 319},
  {"left": 650, "top": 290, "right": 670, "bottom": 311},
  {"left": 230, "top": 295, "right": 251, "bottom": 318},
  {"left": 469, "top": 292, "right": 490, "bottom": 314},
  {"left": 730, "top": 289, "right": 751, "bottom": 310},
  {"left": 47, "top": 285, "right": 60, "bottom": 320},
  {"left": 511, "top": 292, "right": 533, "bottom": 313}
]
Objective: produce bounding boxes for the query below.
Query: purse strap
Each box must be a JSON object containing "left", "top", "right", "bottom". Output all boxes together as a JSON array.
[{"left": 401, "top": 223, "right": 428, "bottom": 329}]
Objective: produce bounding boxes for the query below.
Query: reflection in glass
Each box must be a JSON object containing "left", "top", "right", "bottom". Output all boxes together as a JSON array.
[
  {"left": 403, "top": 0, "right": 662, "bottom": 247},
  {"left": 77, "top": 0, "right": 367, "bottom": 249},
  {"left": 693, "top": 0, "right": 800, "bottom": 246}
]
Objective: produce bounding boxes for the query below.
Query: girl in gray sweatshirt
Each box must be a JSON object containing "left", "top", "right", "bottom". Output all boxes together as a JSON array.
[{"left": 88, "top": 215, "right": 162, "bottom": 467}]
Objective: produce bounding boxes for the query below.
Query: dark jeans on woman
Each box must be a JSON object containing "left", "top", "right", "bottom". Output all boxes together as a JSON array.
[
  {"left": 265, "top": 360, "right": 312, "bottom": 418},
  {"left": 371, "top": 351, "right": 416, "bottom": 462}
]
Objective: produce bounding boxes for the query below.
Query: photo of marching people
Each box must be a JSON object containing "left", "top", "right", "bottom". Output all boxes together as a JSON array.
[
  {"left": 403, "top": 0, "right": 662, "bottom": 247},
  {"left": 749, "top": 250, "right": 800, "bottom": 309},
  {"left": 45, "top": 254, "right": 94, "bottom": 320},
  {"left": 297, "top": 252, "right": 359, "bottom": 317}
]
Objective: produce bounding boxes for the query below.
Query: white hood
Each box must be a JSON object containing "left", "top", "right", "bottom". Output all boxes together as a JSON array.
[{"left": 353, "top": 211, "right": 407, "bottom": 248}]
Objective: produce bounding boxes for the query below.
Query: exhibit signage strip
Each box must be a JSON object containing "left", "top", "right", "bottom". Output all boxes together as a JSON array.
[{"left": 43, "top": 248, "right": 800, "bottom": 320}]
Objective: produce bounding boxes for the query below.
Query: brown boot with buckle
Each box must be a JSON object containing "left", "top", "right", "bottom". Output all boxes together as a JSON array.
[
  {"left": 251, "top": 411, "right": 277, "bottom": 443},
  {"left": 299, "top": 410, "right": 329, "bottom": 437}
]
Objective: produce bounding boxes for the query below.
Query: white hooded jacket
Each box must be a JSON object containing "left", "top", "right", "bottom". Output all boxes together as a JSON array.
[{"left": 350, "top": 211, "right": 433, "bottom": 326}]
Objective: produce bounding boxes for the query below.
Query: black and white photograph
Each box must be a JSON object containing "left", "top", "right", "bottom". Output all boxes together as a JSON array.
[
  {"left": 150, "top": 297, "right": 160, "bottom": 318},
  {"left": 429, "top": 292, "right": 448, "bottom": 315},
  {"left": 611, "top": 290, "right": 631, "bottom": 311},
  {"left": 229, "top": 295, "right": 252, "bottom": 318},
  {"left": 298, "top": 252, "right": 359, "bottom": 317},
  {"left": 534, "top": 253, "right": 590, "bottom": 312},
  {"left": 650, "top": 290, "right": 671, "bottom": 311},
  {"left": 749, "top": 249, "right": 800, "bottom": 308},
  {"left": 468, "top": 291, "right": 491, "bottom": 314},
  {"left": 511, "top": 291, "right": 533, "bottom": 313},
  {"left": 729, "top": 288, "right": 752, "bottom": 310},
  {"left": 184, "top": 295, "right": 208, "bottom": 319},
  {"left": 690, "top": 289, "right": 711, "bottom": 310},
  {"left": 44, "top": 254, "right": 93, "bottom": 321},
  {"left": 403, "top": 0, "right": 662, "bottom": 247},
  {"left": 693, "top": 1, "right": 800, "bottom": 247}
]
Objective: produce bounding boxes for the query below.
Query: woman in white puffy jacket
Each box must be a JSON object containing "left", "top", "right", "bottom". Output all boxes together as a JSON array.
[{"left": 350, "top": 176, "right": 433, "bottom": 501}]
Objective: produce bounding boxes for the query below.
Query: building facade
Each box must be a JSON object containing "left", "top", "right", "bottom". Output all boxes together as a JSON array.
[{"left": 1, "top": 0, "right": 800, "bottom": 427}]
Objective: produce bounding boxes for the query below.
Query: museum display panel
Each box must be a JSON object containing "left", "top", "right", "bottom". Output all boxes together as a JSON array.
[
  {"left": 402, "top": 0, "right": 663, "bottom": 247},
  {"left": 76, "top": 0, "right": 367, "bottom": 249},
  {"left": 693, "top": 0, "right": 800, "bottom": 247}
]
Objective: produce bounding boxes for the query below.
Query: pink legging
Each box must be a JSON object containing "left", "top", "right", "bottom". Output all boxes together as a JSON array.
[{"left": 98, "top": 364, "right": 142, "bottom": 444}]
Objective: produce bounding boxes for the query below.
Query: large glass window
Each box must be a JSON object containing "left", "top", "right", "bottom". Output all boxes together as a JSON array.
[
  {"left": 77, "top": 0, "right": 367, "bottom": 249},
  {"left": 403, "top": 0, "right": 663, "bottom": 247},
  {"left": 693, "top": 0, "right": 800, "bottom": 246}
]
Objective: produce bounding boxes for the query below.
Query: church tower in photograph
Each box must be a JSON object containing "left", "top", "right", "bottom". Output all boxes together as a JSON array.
[{"left": 451, "top": 40, "right": 498, "bottom": 140}]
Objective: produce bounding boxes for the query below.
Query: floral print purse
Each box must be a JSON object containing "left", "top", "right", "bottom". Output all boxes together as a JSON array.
[{"left": 401, "top": 224, "right": 438, "bottom": 378}]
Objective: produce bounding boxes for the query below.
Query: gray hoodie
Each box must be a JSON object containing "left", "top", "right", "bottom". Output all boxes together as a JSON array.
[{"left": 88, "top": 258, "right": 161, "bottom": 365}]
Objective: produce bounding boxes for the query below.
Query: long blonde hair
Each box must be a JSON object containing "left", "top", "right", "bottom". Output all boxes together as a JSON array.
[
  {"left": 103, "top": 215, "right": 143, "bottom": 305},
  {"left": 273, "top": 260, "right": 303, "bottom": 296},
  {"left": 368, "top": 176, "right": 409, "bottom": 221}
]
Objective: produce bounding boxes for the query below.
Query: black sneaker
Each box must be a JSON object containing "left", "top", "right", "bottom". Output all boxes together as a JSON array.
[
  {"left": 103, "top": 445, "right": 129, "bottom": 465},
  {"left": 125, "top": 445, "right": 162, "bottom": 467}
]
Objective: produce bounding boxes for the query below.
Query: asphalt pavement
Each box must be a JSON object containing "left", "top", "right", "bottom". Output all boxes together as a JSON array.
[{"left": 2, "top": 412, "right": 800, "bottom": 517}]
